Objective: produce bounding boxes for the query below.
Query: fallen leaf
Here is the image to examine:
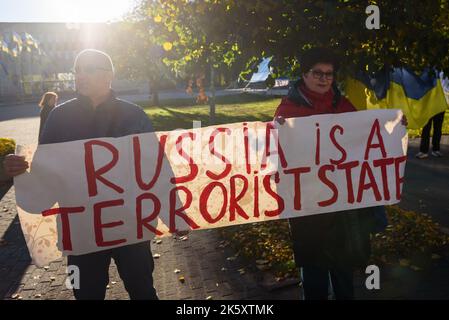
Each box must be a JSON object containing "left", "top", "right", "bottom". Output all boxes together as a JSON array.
[
  {"left": 179, "top": 276, "right": 185, "bottom": 283},
  {"left": 256, "top": 265, "right": 270, "bottom": 271},
  {"left": 153, "top": 254, "right": 161, "bottom": 259},
  {"left": 226, "top": 256, "right": 236, "bottom": 261},
  {"left": 111, "top": 281, "right": 117, "bottom": 285},
  {"left": 221, "top": 267, "right": 227, "bottom": 272},
  {"left": 34, "top": 294, "right": 42, "bottom": 298},
  {"left": 399, "top": 259, "right": 410, "bottom": 267},
  {"left": 155, "top": 239, "right": 162, "bottom": 244},
  {"left": 218, "top": 241, "right": 230, "bottom": 248},
  {"left": 174, "top": 269, "right": 181, "bottom": 274},
  {"left": 11, "top": 293, "right": 19, "bottom": 299},
  {"left": 206, "top": 296, "right": 213, "bottom": 300}
]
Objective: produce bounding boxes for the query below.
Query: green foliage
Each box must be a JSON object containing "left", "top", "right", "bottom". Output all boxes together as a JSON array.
[
  {"left": 106, "top": 21, "right": 177, "bottom": 96},
  {"left": 132, "top": 0, "right": 449, "bottom": 78},
  {"left": 0, "top": 138, "right": 15, "bottom": 157}
]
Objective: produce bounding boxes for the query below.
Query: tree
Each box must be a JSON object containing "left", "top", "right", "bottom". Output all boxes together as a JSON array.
[
  {"left": 127, "top": 0, "right": 449, "bottom": 118},
  {"left": 133, "top": 0, "right": 449, "bottom": 76},
  {"left": 107, "top": 21, "right": 177, "bottom": 106}
]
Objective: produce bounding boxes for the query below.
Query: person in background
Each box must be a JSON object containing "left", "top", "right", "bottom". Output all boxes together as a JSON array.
[
  {"left": 416, "top": 111, "right": 446, "bottom": 159},
  {"left": 38, "top": 91, "right": 58, "bottom": 139}
]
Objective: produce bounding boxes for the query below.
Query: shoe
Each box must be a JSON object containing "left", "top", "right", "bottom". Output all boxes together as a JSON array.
[
  {"left": 431, "top": 151, "right": 443, "bottom": 157},
  {"left": 415, "top": 152, "right": 428, "bottom": 159}
]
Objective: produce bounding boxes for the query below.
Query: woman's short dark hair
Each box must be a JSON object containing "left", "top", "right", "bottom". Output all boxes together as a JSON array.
[{"left": 300, "top": 47, "right": 339, "bottom": 74}]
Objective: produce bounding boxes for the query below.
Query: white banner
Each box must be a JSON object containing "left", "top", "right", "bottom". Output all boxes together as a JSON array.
[{"left": 14, "top": 109, "right": 408, "bottom": 266}]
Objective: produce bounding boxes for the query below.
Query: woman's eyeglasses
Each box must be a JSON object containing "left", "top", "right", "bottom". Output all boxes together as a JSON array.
[{"left": 309, "top": 69, "right": 334, "bottom": 80}]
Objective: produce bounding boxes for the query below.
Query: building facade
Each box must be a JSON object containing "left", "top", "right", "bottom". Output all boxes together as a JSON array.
[{"left": 0, "top": 22, "right": 112, "bottom": 100}]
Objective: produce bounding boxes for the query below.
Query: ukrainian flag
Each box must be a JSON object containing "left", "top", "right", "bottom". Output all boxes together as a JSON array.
[{"left": 345, "top": 67, "right": 448, "bottom": 129}]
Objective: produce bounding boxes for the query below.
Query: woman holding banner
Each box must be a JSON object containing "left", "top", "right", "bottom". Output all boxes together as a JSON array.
[{"left": 274, "top": 47, "right": 388, "bottom": 300}]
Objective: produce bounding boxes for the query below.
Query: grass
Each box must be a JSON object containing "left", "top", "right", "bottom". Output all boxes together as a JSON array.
[
  {"left": 140, "top": 94, "right": 448, "bottom": 138},
  {"left": 140, "top": 93, "right": 281, "bottom": 131}
]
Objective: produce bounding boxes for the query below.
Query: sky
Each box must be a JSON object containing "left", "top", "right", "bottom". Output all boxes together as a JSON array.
[{"left": 0, "top": 0, "right": 137, "bottom": 23}]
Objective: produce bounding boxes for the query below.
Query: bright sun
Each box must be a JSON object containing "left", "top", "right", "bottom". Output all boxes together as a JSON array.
[{"left": 50, "top": 0, "right": 135, "bottom": 22}]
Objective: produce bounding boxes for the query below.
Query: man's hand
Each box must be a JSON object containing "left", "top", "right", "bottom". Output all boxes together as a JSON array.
[{"left": 3, "top": 154, "right": 29, "bottom": 178}]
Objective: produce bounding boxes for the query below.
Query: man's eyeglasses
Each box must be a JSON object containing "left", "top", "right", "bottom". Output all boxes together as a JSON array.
[
  {"left": 72, "top": 65, "right": 112, "bottom": 75},
  {"left": 309, "top": 69, "right": 334, "bottom": 80}
]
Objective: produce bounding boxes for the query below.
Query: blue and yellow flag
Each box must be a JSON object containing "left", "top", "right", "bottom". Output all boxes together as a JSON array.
[{"left": 345, "top": 67, "right": 448, "bottom": 129}]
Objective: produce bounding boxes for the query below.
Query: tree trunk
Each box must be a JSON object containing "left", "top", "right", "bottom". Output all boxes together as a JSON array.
[
  {"left": 152, "top": 90, "right": 159, "bottom": 106},
  {"left": 209, "top": 65, "right": 216, "bottom": 124},
  {"left": 149, "top": 80, "right": 159, "bottom": 106}
]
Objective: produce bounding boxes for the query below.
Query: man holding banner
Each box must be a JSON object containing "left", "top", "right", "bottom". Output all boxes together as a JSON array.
[
  {"left": 274, "top": 47, "right": 403, "bottom": 300},
  {"left": 3, "top": 49, "right": 159, "bottom": 300}
]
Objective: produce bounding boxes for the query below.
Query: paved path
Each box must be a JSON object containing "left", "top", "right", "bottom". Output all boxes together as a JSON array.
[{"left": 400, "top": 137, "right": 449, "bottom": 229}]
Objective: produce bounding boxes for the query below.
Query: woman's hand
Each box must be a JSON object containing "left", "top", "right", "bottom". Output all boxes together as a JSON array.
[{"left": 274, "top": 115, "right": 285, "bottom": 125}]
